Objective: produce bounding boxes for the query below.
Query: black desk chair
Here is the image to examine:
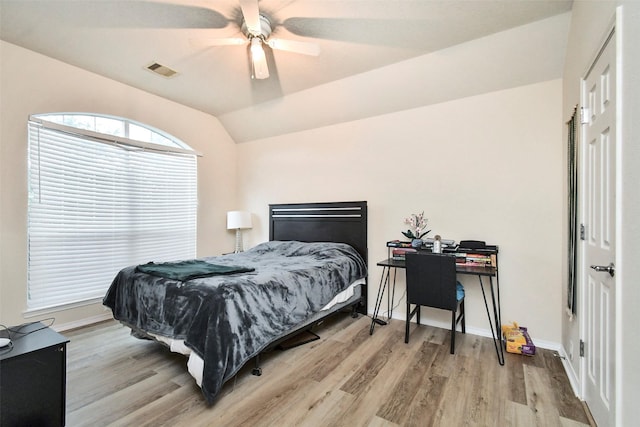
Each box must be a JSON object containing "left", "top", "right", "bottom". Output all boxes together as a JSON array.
[{"left": 405, "top": 252, "right": 466, "bottom": 354}]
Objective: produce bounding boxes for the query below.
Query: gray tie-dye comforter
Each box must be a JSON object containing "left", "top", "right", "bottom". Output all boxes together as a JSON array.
[{"left": 103, "top": 240, "right": 367, "bottom": 404}]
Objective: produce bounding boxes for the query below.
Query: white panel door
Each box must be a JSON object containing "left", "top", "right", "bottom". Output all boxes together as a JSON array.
[{"left": 582, "top": 29, "right": 616, "bottom": 427}]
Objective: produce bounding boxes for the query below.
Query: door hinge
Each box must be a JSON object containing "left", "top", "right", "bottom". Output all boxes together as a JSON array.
[
  {"left": 580, "top": 107, "right": 590, "bottom": 124},
  {"left": 580, "top": 224, "right": 586, "bottom": 240},
  {"left": 580, "top": 340, "right": 585, "bottom": 357}
]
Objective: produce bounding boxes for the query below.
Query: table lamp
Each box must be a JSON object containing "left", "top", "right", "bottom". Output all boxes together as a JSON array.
[{"left": 227, "top": 211, "right": 252, "bottom": 253}]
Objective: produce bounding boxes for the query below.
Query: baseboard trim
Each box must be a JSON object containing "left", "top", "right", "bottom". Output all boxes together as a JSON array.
[
  {"left": 559, "top": 344, "right": 583, "bottom": 399},
  {"left": 374, "top": 311, "right": 562, "bottom": 351},
  {"left": 52, "top": 313, "right": 114, "bottom": 332}
]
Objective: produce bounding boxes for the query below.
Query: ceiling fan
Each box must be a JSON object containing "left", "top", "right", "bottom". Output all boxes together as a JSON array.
[{"left": 192, "top": 0, "right": 320, "bottom": 79}]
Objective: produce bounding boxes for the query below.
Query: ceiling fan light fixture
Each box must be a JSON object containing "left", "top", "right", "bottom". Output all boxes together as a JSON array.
[
  {"left": 193, "top": 2, "right": 319, "bottom": 81},
  {"left": 250, "top": 37, "right": 269, "bottom": 79}
]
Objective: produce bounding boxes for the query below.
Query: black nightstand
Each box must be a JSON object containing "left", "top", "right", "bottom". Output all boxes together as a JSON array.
[{"left": 0, "top": 322, "right": 69, "bottom": 427}]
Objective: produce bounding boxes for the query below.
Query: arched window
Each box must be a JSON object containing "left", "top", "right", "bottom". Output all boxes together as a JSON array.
[{"left": 27, "top": 113, "right": 198, "bottom": 311}]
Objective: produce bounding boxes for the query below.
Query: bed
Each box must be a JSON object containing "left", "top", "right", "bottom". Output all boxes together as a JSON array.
[{"left": 103, "top": 201, "right": 368, "bottom": 404}]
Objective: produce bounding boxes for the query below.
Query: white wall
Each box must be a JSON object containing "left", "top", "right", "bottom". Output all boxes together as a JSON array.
[
  {"left": 617, "top": 4, "right": 640, "bottom": 423},
  {"left": 0, "top": 41, "right": 238, "bottom": 328},
  {"left": 562, "top": 1, "right": 640, "bottom": 425},
  {"left": 237, "top": 79, "right": 564, "bottom": 346}
]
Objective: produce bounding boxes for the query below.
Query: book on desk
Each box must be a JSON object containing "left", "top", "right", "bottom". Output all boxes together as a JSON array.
[
  {"left": 391, "top": 247, "right": 416, "bottom": 260},
  {"left": 386, "top": 240, "right": 497, "bottom": 267}
]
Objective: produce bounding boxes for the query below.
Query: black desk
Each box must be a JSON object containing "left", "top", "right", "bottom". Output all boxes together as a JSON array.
[{"left": 370, "top": 251, "right": 504, "bottom": 366}]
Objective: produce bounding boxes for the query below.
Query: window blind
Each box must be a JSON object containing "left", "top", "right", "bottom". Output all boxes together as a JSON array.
[{"left": 27, "top": 120, "right": 197, "bottom": 310}]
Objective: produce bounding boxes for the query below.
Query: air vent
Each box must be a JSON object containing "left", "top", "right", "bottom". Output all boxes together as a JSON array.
[{"left": 146, "top": 62, "right": 178, "bottom": 78}]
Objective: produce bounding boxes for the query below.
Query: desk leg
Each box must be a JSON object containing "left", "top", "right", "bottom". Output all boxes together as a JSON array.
[
  {"left": 489, "top": 276, "right": 505, "bottom": 365},
  {"left": 388, "top": 267, "right": 397, "bottom": 320},
  {"left": 478, "top": 275, "right": 505, "bottom": 365},
  {"left": 496, "top": 272, "right": 502, "bottom": 345},
  {"left": 370, "top": 266, "right": 390, "bottom": 335}
]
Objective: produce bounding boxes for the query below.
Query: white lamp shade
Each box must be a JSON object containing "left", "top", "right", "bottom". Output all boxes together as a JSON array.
[{"left": 227, "top": 211, "right": 252, "bottom": 230}]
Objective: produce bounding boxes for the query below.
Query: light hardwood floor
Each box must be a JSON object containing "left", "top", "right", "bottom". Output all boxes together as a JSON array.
[{"left": 65, "top": 313, "right": 593, "bottom": 426}]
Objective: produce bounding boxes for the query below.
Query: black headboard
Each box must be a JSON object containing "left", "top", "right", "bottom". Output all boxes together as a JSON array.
[{"left": 269, "top": 201, "right": 368, "bottom": 264}]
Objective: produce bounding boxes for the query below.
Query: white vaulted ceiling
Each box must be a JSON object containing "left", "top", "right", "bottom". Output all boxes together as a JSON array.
[{"left": 0, "top": 0, "right": 572, "bottom": 142}]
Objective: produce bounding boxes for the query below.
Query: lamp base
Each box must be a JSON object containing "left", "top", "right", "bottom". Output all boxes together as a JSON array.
[{"left": 234, "top": 228, "right": 244, "bottom": 253}]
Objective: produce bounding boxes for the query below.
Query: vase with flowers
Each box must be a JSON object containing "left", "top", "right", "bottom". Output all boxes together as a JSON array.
[{"left": 402, "top": 212, "right": 431, "bottom": 248}]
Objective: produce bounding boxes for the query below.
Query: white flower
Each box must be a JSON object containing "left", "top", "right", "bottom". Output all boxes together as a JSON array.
[{"left": 402, "top": 212, "right": 430, "bottom": 240}]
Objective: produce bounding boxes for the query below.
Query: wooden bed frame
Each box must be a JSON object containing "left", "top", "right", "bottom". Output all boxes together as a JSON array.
[
  {"left": 247, "top": 201, "right": 368, "bottom": 375},
  {"left": 269, "top": 200, "right": 368, "bottom": 315}
]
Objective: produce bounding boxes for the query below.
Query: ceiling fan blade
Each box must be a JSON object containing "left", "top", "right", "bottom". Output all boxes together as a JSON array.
[
  {"left": 250, "top": 38, "right": 269, "bottom": 79},
  {"left": 239, "top": 0, "right": 261, "bottom": 36},
  {"left": 266, "top": 38, "right": 321, "bottom": 56},
  {"left": 190, "top": 37, "right": 247, "bottom": 48}
]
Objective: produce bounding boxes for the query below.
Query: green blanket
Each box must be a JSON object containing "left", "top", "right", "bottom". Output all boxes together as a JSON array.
[{"left": 136, "top": 260, "right": 255, "bottom": 281}]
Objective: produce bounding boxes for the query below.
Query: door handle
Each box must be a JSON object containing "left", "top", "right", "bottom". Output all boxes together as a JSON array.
[{"left": 590, "top": 263, "right": 615, "bottom": 277}]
